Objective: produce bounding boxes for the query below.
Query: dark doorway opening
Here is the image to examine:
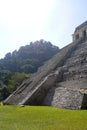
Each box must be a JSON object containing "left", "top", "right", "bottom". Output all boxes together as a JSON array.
[
  {"left": 83, "top": 30, "right": 86, "bottom": 38},
  {"left": 75, "top": 34, "right": 79, "bottom": 40},
  {"left": 81, "top": 94, "right": 87, "bottom": 109}
]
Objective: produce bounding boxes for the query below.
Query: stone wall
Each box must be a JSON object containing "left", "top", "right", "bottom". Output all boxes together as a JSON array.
[{"left": 44, "top": 87, "right": 87, "bottom": 109}]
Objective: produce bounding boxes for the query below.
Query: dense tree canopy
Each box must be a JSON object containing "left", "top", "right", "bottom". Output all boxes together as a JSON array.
[{"left": 0, "top": 39, "right": 59, "bottom": 73}]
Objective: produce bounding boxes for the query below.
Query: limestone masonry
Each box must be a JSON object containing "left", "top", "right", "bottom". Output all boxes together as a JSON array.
[
  {"left": 72, "top": 21, "right": 87, "bottom": 41},
  {"left": 4, "top": 21, "right": 87, "bottom": 109}
]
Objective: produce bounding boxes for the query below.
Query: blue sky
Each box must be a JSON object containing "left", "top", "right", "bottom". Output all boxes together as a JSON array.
[{"left": 0, "top": 0, "right": 87, "bottom": 58}]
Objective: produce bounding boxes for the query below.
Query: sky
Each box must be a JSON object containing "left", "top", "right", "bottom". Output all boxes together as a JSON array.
[{"left": 0, "top": 0, "right": 87, "bottom": 58}]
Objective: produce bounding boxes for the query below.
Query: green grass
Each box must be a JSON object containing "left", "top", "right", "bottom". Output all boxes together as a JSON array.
[{"left": 0, "top": 105, "right": 87, "bottom": 130}]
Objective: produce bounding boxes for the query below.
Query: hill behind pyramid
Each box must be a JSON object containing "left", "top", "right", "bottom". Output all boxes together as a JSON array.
[{"left": 4, "top": 21, "right": 87, "bottom": 109}]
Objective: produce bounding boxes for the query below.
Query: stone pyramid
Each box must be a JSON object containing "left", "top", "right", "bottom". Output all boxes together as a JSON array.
[{"left": 4, "top": 21, "right": 87, "bottom": 109}]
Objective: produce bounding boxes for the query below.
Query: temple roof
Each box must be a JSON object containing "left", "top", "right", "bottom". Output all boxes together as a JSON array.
[{"left": 75, "top": 21, "right": 87, "bottom": 32}]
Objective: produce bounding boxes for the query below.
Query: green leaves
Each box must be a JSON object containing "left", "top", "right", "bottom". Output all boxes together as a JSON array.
[{"left": 0, "top": 72, "right": 31, "bottom": 101}]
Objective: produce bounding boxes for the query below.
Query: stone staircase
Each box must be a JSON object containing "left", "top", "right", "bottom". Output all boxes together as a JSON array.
[{"left": 43, "top": 39, "right": 87, "bottom": 109}]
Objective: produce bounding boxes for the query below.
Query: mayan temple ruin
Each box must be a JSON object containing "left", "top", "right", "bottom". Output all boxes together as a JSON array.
[{"left": 4, "top": 21, "right": 87, "bottom": 109}]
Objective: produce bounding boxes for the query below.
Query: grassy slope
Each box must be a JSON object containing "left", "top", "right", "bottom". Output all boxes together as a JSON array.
[{"left": 0, "top": 105, "right": 87, "bottom": 130}]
